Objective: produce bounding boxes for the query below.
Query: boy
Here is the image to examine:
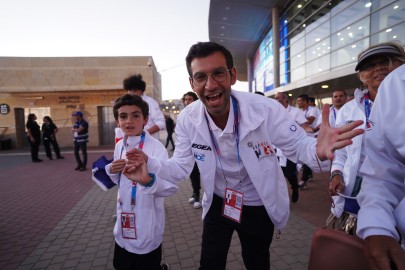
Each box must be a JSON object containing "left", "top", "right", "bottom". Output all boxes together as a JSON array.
[{"left": 106, "top": 94, "right": 176, "bottom": 270}]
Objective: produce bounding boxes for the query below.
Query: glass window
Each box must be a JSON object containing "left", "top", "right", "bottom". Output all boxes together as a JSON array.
[
  {"left": 291, "top": 49, "right": 306, "bottom": 70},
  {"left": 291, "top": 65, "right": 306, "bottom": 81},
  {"left": 371, "top": 0, "right": 405, "bottom": 34},
  {"left": 305, "top": 14, "right": 330, "bottom": 47},
  {"left": 331, "top": 0, "right": 370, "bottom": 33},
  {"left": 370, "top": 0, "right": 396, "bottom": 11},
  {"left": 290, "top": 31, "right": 306, "bottom": 57},
  {"left": 306, "top": 54, "right": 330, "bottom": 77},
  {"left": 331, "top": 38, "right": 369, "bottom": 68},
  {"left": 306, "top": 37, "right": 331, "bottom": 62},
  {"left": 331, "top": 17, "right": 370, "bottom": 49},
  {"left": 371, "top": 21, "right": 405, "bottom": 45}
]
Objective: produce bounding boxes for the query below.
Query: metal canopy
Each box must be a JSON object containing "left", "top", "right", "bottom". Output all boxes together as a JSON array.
[{"left": 209, "top": 0, "right": 288, "bottom": 81}]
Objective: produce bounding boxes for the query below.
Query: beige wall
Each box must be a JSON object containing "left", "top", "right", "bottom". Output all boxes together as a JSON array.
[{"left": 0, "top": 56, "right": 162, "bottom": 149}]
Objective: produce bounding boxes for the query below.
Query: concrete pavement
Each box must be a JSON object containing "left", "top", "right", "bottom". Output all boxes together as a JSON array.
[{"left": 0, "top": 146, "right": 331, "bottom": 270}]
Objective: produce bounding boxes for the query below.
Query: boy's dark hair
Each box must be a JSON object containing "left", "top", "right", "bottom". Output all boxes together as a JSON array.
[
  {"left": 113, "top": 94, "right": 149, "bottom": 120},
  {"left": 297, "top": 94, "right": 309, "bottom": 102},
  {"left": 182, "top": 91, "right": 199, "bottom": 101},
  {"left": 123, "top": 74, "right": 146, "bottom": 92},
  {"left": 309, "top": 97, "right": 315, "bottom": 103},
  {"left": 185, "top": 42, "right": 234, "bottom": 77}
]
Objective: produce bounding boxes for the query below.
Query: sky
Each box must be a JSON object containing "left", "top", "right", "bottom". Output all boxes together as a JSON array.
[{"left": 0, "top": 0, "right": 248, "bottom": 100}]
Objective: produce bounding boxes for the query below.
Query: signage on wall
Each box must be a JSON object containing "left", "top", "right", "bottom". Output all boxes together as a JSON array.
[
  {"left": 0, "top": 104, "right": 10, "bottom": 115},
  {"left": 58, "top": 96, "right": 80, "bottom": 104}
]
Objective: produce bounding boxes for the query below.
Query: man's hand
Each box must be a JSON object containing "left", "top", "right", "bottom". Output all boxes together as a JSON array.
[
  {"left": 123, "top": 154, "right": 152, "bottom": 186},
  {"left": 364, "top": 235, "right": 405, "bottom": 270},
  {"left": 316, "top": 104, "right": 364, "bottom": 160}
]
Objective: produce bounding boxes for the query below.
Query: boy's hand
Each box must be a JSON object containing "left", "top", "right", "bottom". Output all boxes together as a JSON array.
[{"left": 110, "top": 159, "right": 126, "bottom": 174}]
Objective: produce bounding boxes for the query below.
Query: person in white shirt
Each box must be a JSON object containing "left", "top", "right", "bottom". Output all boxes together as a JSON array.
[
  {"left": 275, "top": 92, "right": 311, "bottom": 203},
  {"left": 357, "top": 62, "right": 405, "bottom": 270},
  {"left": 329, "top": 42, "right": 405, "bottom": 224},
  {"left": 357, "top": 64, "right": 405, "bottom": 269},
  {"left": 182, "top": 91, "right": 202, "bottom": 209},
  {"left": 115, "top": 74, "right": 165, "bottom": 142},
  {"left": 296, "top": 94, "right": 320, "bottom": 189},
  {"left": 106, "top": 94, "right": 176, "bottom": 270},
  {"left": 329, "top": 90, "right": 347, "bottom": 128},
  {"left": 123, "top": 41, "right": 364, "bottom": 270}
]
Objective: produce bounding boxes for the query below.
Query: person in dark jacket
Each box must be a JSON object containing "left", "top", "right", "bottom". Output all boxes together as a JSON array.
[
  {"left": 164, "top": 114, "right": 175, "bottom": 151},
  {"left": 72, "top": 111, "right": 89, "bottom": 171},
  {"left": 26, "top": 113, "right": 42, "bottom": 162},
  {"left": 42, "top": 116, "right": 64, "bottom": 160}
]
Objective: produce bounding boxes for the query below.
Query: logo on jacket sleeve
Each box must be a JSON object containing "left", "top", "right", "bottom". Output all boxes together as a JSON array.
[
  {"left": 248, "top": 141, "right": 275, "bottom": 160},
  {"left": 194, "top": 152, "right": 205, "bottom": 161},
  {"left": 192, "top": 143, "right": 212, "bottom": 151}
]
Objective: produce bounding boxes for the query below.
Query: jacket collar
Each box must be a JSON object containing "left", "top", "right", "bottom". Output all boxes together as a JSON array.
[{"left": 188, "top": 90, "right": 264, "bottom": 142}]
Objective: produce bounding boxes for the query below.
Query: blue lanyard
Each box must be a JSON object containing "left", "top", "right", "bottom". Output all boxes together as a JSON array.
[
  {"left": 204, "top": 96, "right": 241, "bottom": 187},
  {"left": 119, "top": 132, "right": 145, "bottom": 209},
  {"left": 363, "top": 92, "right": 371, "bottom": 129}
]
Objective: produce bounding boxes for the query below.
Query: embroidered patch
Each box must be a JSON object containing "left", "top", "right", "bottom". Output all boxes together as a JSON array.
[{"left": 250, "top": 141, "right": 275, "bottom": 160}]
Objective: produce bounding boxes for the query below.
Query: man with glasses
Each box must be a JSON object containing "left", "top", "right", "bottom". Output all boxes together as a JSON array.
[{"left": 123, "top": 41, "right": 364, "bottom": 269}]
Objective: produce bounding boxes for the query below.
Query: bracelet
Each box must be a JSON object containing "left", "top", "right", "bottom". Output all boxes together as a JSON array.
[
  {"left": 330, "top": 171, "right": 343, "bottom": 182},
  {"left": 143, "top": 173, "right": 156, "bottom": 187}
]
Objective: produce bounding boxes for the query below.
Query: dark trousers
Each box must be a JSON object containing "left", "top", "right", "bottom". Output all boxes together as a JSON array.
[
  {"left": 28, "top": 136, "right": 40, "bottom": 161},
  {"left": 43, "top": 138, "right": 62, "bottom": 158},
  {"left": 165, "top": 132, "right": 175, "bottom": 149},
  {"left": 302, "top": 164, "right": 312, "bottom": 182},
  {"left": 200, "top": 195, "right": 274, "bottom": 270},
  {"left": 113, "top": 242, "right": 162, "bottom": 270},
  {"left": 190, "top": 163, "right": 201, "bottom": 197},
  {"left": 281, "top": 159, "right": 299, "bottom": 190},
  {"left": 74, "top": 141, "right": 87, "bottom": 168}
]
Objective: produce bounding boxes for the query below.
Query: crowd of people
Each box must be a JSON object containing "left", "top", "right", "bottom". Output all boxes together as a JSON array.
[{"left": 25, "top": 39, "right": 404, "bottom": 270}]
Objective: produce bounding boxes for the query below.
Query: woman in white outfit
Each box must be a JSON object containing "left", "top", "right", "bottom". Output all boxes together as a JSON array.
[{"left": 328, "top": 42, "right": 405, "bottom": 221}]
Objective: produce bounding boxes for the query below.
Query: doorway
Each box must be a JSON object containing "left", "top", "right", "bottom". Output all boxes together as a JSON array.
[{"left": 98, "top": 106, "right": 115, "bottom": 145}]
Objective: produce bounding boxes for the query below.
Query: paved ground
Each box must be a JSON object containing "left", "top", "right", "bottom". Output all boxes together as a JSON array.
[{"left": 0, "top": 146, "right": 331, "bottom": 270}]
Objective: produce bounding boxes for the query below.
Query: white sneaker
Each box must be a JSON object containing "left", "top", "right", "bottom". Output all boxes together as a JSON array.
[
  {"left": 193, "top": 201, "right": 202, "bottom": 209},
  {"left": 188, "top": 197, "right": 195, "bottom": 204}
]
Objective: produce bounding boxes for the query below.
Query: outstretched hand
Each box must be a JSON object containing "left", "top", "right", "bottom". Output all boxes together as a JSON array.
[{"left": 316, "top": 104, "right": 364, "bottom": 160}]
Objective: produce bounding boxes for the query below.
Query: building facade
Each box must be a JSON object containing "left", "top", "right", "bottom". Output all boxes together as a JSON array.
[
  {"left": 0, "top": 56, "right": 161, "bottom": 149},
  {"left": 209, "top": 0, "right": 405, "bottom": 104}
]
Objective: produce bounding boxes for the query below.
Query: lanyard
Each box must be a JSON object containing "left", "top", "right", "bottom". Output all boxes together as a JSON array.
[
  {"left": 120, "top": 132, "right": 145, "bottom": 210},
  {"left": 305, "top": 107, "right": 309, "bottom": 118},
  {"left": 332, "top": 107, "right": 336, "bottom": 121},
  {"left": 204, "top": 96, "right": 241, "bottom": 188},
  {"left": 363, "top": 92, "right": 371, "bottom": 129}
]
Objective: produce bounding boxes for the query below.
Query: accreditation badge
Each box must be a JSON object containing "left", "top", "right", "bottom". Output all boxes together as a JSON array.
[
  {"left": 121, "top": 212, "right": 137, "bottom": 239},
  {"left": 222, "top": 188, "right": 243, "bottom": 223}
]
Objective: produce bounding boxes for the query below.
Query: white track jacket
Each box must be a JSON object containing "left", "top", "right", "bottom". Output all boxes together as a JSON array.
[{"left": 147, "top": 90, "right": 326, "bottom": 230}]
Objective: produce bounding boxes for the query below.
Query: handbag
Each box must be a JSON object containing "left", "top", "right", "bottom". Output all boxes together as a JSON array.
[
  {"left": 308, "top": 227, "right": 373, "bottom": 270},
  {"left": 308, "top": 194, "right": 373, "bottom": 270}
]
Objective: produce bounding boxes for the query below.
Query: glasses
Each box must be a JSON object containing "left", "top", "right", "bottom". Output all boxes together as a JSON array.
[
  {"left": 359, "top": 57, "right": 391, "bottom": 71},
  {"left": 192, "top": 68, "right": 231, "bottom": 86}
]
